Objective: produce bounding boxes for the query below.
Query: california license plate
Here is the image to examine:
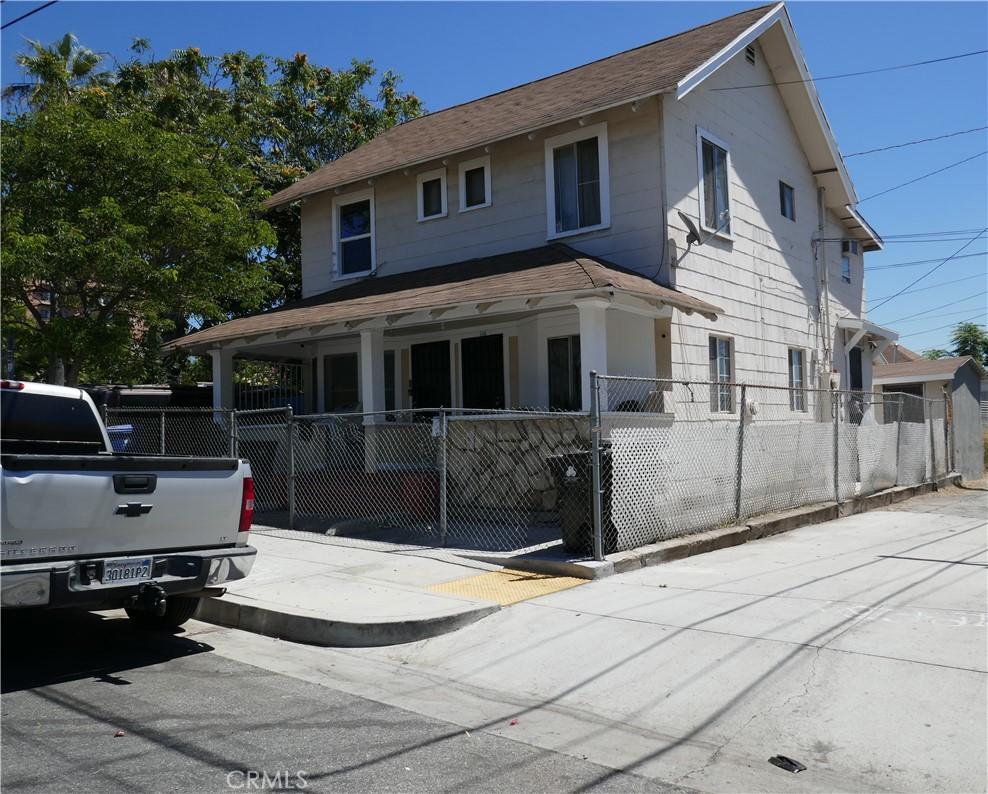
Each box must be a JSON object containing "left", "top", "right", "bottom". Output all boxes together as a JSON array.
[{"left": 102, "top": 557, "right": 153, "bottom": 584}]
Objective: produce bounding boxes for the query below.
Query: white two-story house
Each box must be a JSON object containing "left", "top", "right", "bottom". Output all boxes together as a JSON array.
[{"left": 170, "top": 2, "right": 896, "bottom": 416}]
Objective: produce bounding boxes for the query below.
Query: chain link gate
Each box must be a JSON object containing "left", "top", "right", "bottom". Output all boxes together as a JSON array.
[{"left": 106, "top": 379, "right": 953, "bottom": 560}]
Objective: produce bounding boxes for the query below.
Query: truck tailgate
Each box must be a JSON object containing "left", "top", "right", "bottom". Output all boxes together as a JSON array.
[{"left": 1, "top": 455, "right": 245, "bottom": 561}]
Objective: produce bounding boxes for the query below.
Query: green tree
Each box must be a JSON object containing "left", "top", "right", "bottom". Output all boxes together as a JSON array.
[
  {"left": 922, "top": 348, "right": 950, "bottom": 360},
  {"left": 3, "top": 33, "right": 106, "bottom": 109},
  {"left": 2, "top": 34, "right": 422, "bottom": 383},
  {"left": 950, "top": 321, "right": 988, "bottom": 367},
  {"left": 1, "top": 102, "right": 276, "bottom": 385}
]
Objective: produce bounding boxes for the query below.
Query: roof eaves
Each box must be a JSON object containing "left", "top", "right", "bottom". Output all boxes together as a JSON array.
[
  {"left": 675, "top": 4, "right": 862, "bottom": 212},
  {"left": 264, "top": 89, "right": 674, "bottom": 209}
]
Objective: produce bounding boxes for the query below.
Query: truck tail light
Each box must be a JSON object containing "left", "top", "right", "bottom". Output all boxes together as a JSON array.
[
  {"left": 0, "top": 380, "right": 25, "bottom": 390},
  {"left": 239, "top": 477, "right": 255, "bottom": 532}
]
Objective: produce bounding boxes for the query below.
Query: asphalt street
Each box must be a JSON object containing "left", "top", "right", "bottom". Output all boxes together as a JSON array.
[
  {"left": 2, "top": 487, "right": 985, "bottom": 794},
  {"left": 0, "top": 610, "right": 686, "bottom": 794}
]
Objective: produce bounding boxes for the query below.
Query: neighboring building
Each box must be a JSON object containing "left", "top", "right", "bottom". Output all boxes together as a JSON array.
[
  {"left": 168, "top": 3, "right": 895, "bottom": 416},
  {"left": 873, "top": 356, "right": 986, "bottom": 480},
  {"left": 878, "top": 343, "right": 922, "bottom": 364}
]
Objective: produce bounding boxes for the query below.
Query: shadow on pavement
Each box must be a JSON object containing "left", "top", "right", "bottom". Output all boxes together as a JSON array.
[{"left": 1, "top": 609, "right": 213, "bottom": 694}]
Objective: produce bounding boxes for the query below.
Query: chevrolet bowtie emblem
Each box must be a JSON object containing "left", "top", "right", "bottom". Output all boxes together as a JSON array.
[{"left": 115, "top": 503, "right": 153, "bottom": 517}]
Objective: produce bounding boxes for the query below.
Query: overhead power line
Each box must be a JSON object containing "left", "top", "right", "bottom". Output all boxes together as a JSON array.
[
  {"left": 1, "top": 0, "right": 57, "bottom": 30},
  {"left": 865, "top": 251, "right": 986, "bottom": 271},
  {"left": 880, "top": 228, "right": 988, "bottom": 238},
  {"left": 712, "top": 48, "right": 988, "bottom": 91},
  {"left": 898, "top": 315, "right": 986, "bottom": 339},
  {"left": 868, "top": 228, "right": 988, "bottom": 312},
  {"left": 880, "top": 293, "right": 988, "bottom": 325},
  {"left": 867, "top": 272, "right": 988, "bottom": 301},
  {"left": 845, "top": 126, "right": 988, "bottom": 157},
  {"left": 857, "top": 151, "right": 987, "bottom": 203}
]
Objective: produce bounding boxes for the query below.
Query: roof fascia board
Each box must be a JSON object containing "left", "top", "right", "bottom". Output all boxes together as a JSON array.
[
  {"left": 873, "top": 373, "right": 953, "bottom": 386},
  {"left": 845, "top": 205, "right": 884, "bottom": 250},
  {"left": 675, "top": 3, "right": 784, "bottom": 99},
  {"left": 675, "top": 4, "right": 861, "bottom": 210}
]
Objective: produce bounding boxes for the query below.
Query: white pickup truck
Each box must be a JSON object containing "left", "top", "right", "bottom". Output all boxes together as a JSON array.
[{"left": 0, "top": 379, "right": 256, "bottom": 628}]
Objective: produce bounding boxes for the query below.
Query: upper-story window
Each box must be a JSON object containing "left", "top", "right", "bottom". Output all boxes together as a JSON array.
[
  {"left": 459, "top": 155, "right": 492, "bottom": 212},
  {"left": 841, "top": 239, "right": 858, "bottom": 283},
  {"left": 779, "top": 181, "right": 795, "bottom": 221},
  {"left": 333, "top": 189, "right": 375, "bottom": 278},
  {"left": 696, "top": 127, "right": 731, "bottom": 235},
  {"left": 417, "top": 167, "right": 447, "bottom": 222},
  {"left": 544, "top": 122, "right": 610, "bottom": 239}
]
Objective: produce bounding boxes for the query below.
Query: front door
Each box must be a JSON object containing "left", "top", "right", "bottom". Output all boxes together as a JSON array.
[
  {"left": 410, "top": 340, "right": 451, "bottom": 409},
  {"left": 461, "top": 334, "right": 504, "bottom": 409}
]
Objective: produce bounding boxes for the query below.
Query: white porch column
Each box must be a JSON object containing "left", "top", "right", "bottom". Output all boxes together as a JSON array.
[
  {"left": 576, "top": 298, "right": 609, "bottom": 411},
  {"left": 359, "top": 329, "right": 385, "bottom": 420},
  {"left": 208, "top": 348, "right": 234, "bottom": 409}
]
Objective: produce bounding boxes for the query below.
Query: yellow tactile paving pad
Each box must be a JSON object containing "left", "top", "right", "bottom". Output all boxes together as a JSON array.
[{"left": 427, "top": 568, "right": 587, "bottom": 606}]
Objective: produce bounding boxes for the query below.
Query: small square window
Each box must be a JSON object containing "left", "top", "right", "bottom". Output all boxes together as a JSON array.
[
  {"left": 458, "top": 156, "right": 492, "bottom": 212},
  {"left": 417, "top": 168, "right": 447, "bottom": 221},
  {"left": 779, "top": 181, "right": 795, "bottom": 221}
]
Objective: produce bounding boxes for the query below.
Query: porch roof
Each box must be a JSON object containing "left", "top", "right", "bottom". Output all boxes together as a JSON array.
[{"left": 165, "top": 244, "right": 722, "bottom": 352}]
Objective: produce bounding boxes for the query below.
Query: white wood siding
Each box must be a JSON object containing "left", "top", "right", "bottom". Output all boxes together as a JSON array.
[
  {"left": 300, "top": 100, "right": 664, "bottom": 298},
  {"left": 662, "top": 42, "right": 865, "bottom": 388}
]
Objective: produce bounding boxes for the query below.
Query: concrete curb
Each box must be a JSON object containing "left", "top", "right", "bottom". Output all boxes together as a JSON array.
[
  {"left": 196, "top": 593, "right": 500, "bottom": 648},
  {"left": 457, "top": 554, "right": 614, "bottom": 580},
  {"left": 487, "top": 474, "right": 963, "bottom": 579}
]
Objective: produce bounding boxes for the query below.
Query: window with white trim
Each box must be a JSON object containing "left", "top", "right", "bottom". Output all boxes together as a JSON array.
[
  {"left": 333, "top": 190, "right": 375, "bottom": 278},
  {"left": 788, "top": 348, "right": 807, "bottom": 411},
  {"left": 841, "top": 239, "right": 858, "bottom": 283},
  {"left": 458, "top": 155, "right": 491, "bottom": 212},
  {"left": 697, "top": 128, "right": 731, "bottom": 235},
  {"left": 417, "top": 167, "right": 447, "bottom": 221},
  {"left": 708, "top": 336, "right": 734, "bottom": 413},
  {"left": 544, "top": 123, "right": 610, "bottom": 239}
]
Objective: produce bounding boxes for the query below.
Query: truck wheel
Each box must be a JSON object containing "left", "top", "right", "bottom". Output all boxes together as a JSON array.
[{"left": 125, "top": 596, "right": 201, "bottom": 629}]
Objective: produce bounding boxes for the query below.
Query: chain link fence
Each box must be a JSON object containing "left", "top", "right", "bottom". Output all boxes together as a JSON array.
[
  {"left": 106, "top": 374, "right": 953, "bottom": 560},
  {"left": 593, "top": 374, "right": 954, "bottom": 554}
]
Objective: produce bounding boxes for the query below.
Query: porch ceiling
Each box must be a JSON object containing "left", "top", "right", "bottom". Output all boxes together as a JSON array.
[{"left": 165, "top": 244, "right": 722, "bottom": 353}]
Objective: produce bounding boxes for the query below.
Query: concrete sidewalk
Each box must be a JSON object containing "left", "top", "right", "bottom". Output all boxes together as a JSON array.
[{"left": 197, "top": 532, "right": 502, "bottom": 647}]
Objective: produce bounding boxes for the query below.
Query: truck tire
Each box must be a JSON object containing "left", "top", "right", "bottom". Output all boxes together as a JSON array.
[{"left": 125, "top": 596, "right": 201, "bottom": 629}]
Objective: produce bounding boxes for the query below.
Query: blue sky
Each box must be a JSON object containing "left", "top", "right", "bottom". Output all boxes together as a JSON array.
[{"left": 3, "top": 1, "right": 986, "bottom": 354}]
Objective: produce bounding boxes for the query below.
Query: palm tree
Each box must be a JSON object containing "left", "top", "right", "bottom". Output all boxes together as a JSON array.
[{"left": 3, "top": 33, "right": 105, "bottom": 108}]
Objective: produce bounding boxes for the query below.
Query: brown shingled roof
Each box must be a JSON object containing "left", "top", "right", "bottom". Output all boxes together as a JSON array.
[
  {"left": 873, "top": 356, "right": 986, "bottom": 381},
  {"left": 166, "top": 245, "right": 722, "bottom": 350},
  {"left": 267, "top": 4, "right": 777, "bottom": 207}
]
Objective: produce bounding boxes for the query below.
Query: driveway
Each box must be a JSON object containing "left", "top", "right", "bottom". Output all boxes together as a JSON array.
[{"left": 200, "top": 487, "right": 987, "bottom": 793}]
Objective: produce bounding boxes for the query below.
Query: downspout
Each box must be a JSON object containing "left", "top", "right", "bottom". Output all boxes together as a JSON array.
[{"left": 815, "top": 186, "right": 832, "bottom": 384}]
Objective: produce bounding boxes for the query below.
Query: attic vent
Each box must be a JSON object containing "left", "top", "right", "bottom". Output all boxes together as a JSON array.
[{"left": 745, "top": 45, "right": 756, "bottom": 65}]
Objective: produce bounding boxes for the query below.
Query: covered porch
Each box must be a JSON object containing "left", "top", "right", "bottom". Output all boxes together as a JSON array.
[{"left": 168, "top": 245, "right": 721, "bottom": 415}]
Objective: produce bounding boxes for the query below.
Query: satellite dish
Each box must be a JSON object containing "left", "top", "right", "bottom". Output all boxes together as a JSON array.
[
  {"left": 678, "top": 211, "right": 703, "bottom": 246},
  {"left": 677, "top": 210, "right": 730, "bottom": 247}
]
